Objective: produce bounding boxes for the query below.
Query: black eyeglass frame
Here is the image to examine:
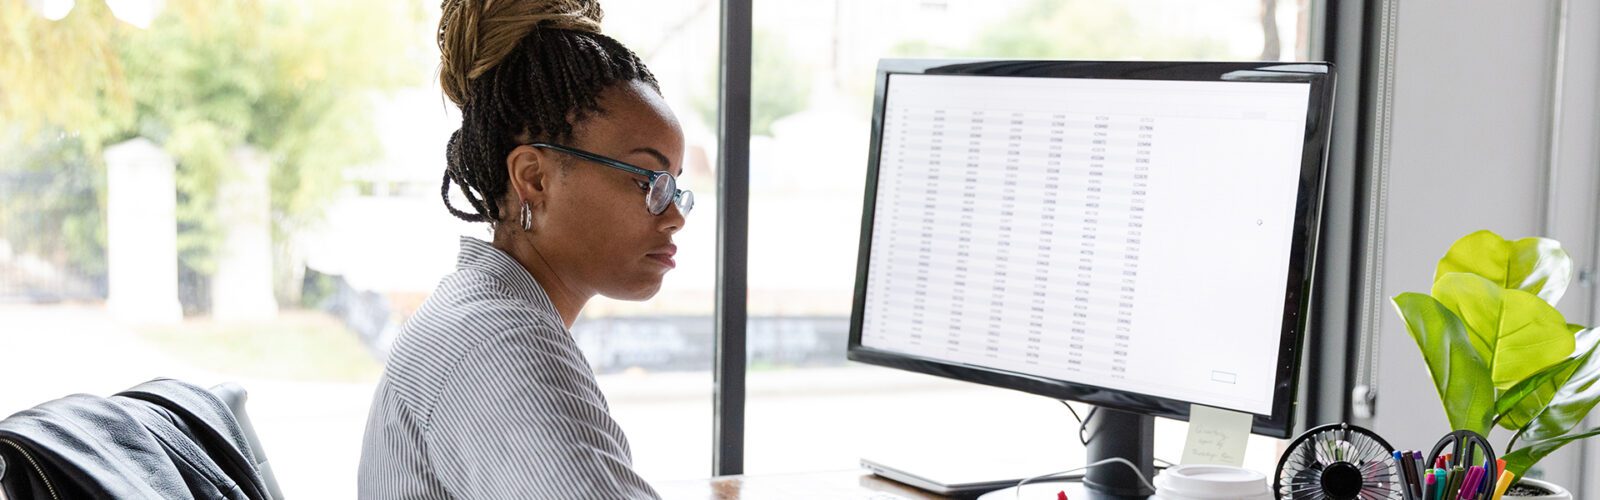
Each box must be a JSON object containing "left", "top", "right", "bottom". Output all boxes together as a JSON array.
[{"left": 529, "top": 142, "right": 693, "bottom": 216}]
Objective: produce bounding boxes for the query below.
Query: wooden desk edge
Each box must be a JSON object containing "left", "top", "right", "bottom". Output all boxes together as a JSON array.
[{"left": 655, "top": 468, "right": 954, "bottom": 500}]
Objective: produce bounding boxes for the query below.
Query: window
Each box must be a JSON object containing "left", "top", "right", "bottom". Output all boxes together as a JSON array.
[
  {"left": 571, "top": 0, "right": 723, "bottom": 481},
  {"left": 1, "top": 0, "right": 1320, "bottom": 493},
  {"left": 0, "top": 0, "right": 720, "bottom": 493},
  {"left": 742, "top": 0, "right": 1313, "bottom": 476}
]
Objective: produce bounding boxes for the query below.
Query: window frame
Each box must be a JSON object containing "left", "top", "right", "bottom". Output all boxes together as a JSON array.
[{"left": 709, "top": 0, "right": 1356, "bottom": 476}]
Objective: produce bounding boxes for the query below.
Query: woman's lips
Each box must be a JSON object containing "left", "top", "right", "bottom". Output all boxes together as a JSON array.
[
  {"left": 647, "top": 253, "right": 676, "bottom": 269},
  {"left": 647, "top": 244, "right": 677, "bottom": 269}
]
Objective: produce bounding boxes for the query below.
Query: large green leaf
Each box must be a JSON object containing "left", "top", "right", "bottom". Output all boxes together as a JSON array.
[
  {"left": 1496, "top": 357, "right": 1581, "bottom": 430},
  {"left": 1393, "top": 292, "right": 1495, "bottom": 434},
  {"left": 1504, "top": 427, "right": 1600, "bottom": 479},
  {"left": 1435, "top": 230, "right": 1573, "bottom": 306},
  {"left": 1502, "top": 327, "right": 1600, "bottom": 476},
  {"left": 1497, "top": 328, "right": 1600, "bottom": 430},
  {"left": 1432, "top": 273, "right": 1574, "bottom": 389}
]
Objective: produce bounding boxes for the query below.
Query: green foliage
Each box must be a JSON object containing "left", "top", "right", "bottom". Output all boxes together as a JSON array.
[
  {"left": 136, "top": 310, "right": 383, "bottom": 382},
  {"left": 1431, "top": 273, "right": 1573, "bottom": 390},
  {"left": 0, "top": 1, "right": 133, "bottom": 150},
  {"left": 1, "top": 0, "right": 428, "bottom": 290},
  {"left": 1435, "top": 230, "right": 1573, "bottom": 305},
  {"left": 1391, "top": 230, "right": 1600, "bottom": 479},
  {"left": 1394, "top": 292, "right": 1495, "bottom": 434},
  {"left": 0, "top": 129, "right": 107, "bottom": 283},
  {"left": 1502, "top": 327, "right": 1600, "bottom": 476},
  {"left": 867, "top": 0, "right": 1236, "bottom": 118},
  {"left": 694, "top": 28, "right": 811, "bottom": 137},
  {"left": 961, "top": 0, "right": 1230, "bottom": 61},
  {"left": 885, "top": 0, "right": 1232, "bottom": 60},
  {"left": 1496, "top": 327, "right": 1592, "bottom": 430}
]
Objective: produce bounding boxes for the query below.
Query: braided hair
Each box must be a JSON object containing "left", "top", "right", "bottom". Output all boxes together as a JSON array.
[{"left": 437, "top": 0, "right": 659, "bottom": 224}]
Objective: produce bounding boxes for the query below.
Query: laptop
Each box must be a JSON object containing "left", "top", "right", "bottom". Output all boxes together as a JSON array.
[{"left": 861, "top": 457, "right": 1082, "bottom": 497}]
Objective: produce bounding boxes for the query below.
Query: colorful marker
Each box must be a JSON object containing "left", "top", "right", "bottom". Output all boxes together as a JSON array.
[
  {"left": 1489, "top": 470, "right": 1513, "bottom": 500},
  {"left": 1456, "top": 466, "right": 1483, "bottom": 500}
]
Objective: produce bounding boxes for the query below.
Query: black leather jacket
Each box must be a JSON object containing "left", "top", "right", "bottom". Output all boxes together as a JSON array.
[{"left": 0, "top": 379, "right": 272, "bottom": 500}]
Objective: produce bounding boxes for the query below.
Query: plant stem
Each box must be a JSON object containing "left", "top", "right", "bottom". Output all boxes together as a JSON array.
[{"left": 1507, "top": 427, "right": 1527, "bottom": 454}]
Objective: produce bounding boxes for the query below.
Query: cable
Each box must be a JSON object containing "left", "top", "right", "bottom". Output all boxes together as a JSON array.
[
  {"left": 1059, "top": 401, "right": 1091, "bottom": 446},
  {"left": 1060, "top": 400, "right": 1082, "bottom": 424},
  {"left": 1014, "top": 457, "right": 1155, "bottom": 500},
  {"left": 1057, "top": 402, "right": 1176, "bottom": 468},
  {"left": 1080, "top": 407, "right": 1097, "bottom": 446},
  {"left": 1059, "top": 401, "right": 1099, "bottom": 446}
]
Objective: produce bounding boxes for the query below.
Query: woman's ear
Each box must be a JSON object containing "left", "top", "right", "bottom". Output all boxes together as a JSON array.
[{"left": 506, "top": 144, "right": 550, "bottom": 209}]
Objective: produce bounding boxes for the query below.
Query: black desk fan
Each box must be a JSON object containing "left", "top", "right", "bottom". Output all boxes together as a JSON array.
[{"left": 1274, "top": 422, "right": 1406, "bottom": 499}]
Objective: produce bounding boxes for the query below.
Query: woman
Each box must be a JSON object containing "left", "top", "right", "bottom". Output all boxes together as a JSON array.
[{"left": 358, "top": 0, "right": 689, "bottom": 498}]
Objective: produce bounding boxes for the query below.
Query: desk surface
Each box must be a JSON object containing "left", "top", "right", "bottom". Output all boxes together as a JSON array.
[
  {"left": 654, "top": 469, "right": 950, "bottom": 500},
  {"left": 655, "top": 469, "right": 1104, "bottom": 500}
]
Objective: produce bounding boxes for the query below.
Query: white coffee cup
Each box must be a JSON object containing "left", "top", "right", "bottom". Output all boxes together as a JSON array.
[{"left": 1151, "top": 464, "right": 1273, "bottom": 500}]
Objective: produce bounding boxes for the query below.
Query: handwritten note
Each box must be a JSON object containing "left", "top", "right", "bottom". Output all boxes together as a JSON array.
[{"left": 1180, "top": 404, "right": 1251, "bottom": 467}]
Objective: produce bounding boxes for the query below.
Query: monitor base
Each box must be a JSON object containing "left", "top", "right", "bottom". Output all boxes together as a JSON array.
[
  {"left": 975, "top": 407, "right": 1158, "bottom": 499},
  {"left": 1082, "top": 408, "right": 1156, "bottom": 497}
]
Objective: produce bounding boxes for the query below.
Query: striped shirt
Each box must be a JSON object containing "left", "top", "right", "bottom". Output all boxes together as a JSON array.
[{"left": 358, "top": 236, "right": 659, "bottom": 499}]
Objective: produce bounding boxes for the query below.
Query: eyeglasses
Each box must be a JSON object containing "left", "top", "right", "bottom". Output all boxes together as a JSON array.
[{"left": 529, "top": 142, "right": 694, "bottom": 217}]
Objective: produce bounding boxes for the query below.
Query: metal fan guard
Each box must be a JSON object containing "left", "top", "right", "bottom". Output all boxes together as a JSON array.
[{"left": 1274, "top": 422, "right": 1405, "bottom": 500}]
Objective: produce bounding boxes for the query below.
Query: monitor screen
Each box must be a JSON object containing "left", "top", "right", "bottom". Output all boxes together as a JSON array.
[{"left": 848, "top": 60, "right": 1335, "bottom": 437}]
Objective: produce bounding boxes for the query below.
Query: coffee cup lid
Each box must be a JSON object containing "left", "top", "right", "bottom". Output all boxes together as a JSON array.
[{"left": 1153, "top": 464, "right": 1270, "bottom": 499}]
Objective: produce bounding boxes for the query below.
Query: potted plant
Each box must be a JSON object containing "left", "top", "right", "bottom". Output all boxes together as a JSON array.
[{"left": 1392, "top": 230, "right": 1600, "bottom": 499}]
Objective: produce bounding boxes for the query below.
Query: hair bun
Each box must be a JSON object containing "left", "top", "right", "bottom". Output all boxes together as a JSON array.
[{"left": 438, "top": 0, "right": 606, "bottom": 107}]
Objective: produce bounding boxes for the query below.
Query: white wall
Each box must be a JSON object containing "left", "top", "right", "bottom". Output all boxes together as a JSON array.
[{"left": 1372, "top": 0, "right": 1600, "bottom": 495}]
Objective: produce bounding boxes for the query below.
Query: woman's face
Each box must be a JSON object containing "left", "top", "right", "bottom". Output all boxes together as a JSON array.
[{"left": 525, "top": 80, "right": 687, "bottom": 301}]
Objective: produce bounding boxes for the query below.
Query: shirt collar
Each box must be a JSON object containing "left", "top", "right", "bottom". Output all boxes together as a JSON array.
[{"left": 455, "top": 236, "right": 562, "bottom": 318}]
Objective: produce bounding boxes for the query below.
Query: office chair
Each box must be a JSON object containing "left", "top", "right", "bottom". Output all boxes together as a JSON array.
[
  {"left": 1, "top": 380, "right": 282, "bottom": 499},
  {"left": 210, "top": 383, "right": 284, "bottom": 500}
]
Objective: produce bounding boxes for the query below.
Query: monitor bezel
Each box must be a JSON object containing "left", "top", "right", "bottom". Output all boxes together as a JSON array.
[{"left": 846, "top": 59, "right": 1336, "bottom": 439}]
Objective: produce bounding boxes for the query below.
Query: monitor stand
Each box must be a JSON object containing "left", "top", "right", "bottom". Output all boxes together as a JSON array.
[{"left": 978, "top": 407, "right": 1157, "bottom": 500}]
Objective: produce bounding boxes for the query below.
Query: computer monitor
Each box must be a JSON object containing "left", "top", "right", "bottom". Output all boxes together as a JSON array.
[{"left": 847, "top": 59, "right": 1335, "bottom": 498}]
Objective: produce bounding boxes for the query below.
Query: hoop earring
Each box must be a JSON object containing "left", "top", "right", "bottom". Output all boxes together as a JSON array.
[{"left": 519, "top": 202, "right": 532, "bottom": 231}]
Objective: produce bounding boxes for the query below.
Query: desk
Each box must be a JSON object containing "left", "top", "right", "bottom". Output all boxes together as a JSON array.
[
  {"left": 655, "top": 469, "right": 1103, "bottom": 500},
  {"left": 654, "top": 469, "right": 948, "bottom": 499}
]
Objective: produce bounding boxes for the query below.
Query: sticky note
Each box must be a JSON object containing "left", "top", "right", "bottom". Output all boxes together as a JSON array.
[{"left": 1180, "top": 404, "right": 1251, "bottom": 467}]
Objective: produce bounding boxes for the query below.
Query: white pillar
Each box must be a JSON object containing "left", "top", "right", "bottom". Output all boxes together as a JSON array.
[
  {"left": 211, "top": 146, "right": 279, "bottom": 322},
  {"left": 104, "top": 137, "right": 183, "bottom": 324}
]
